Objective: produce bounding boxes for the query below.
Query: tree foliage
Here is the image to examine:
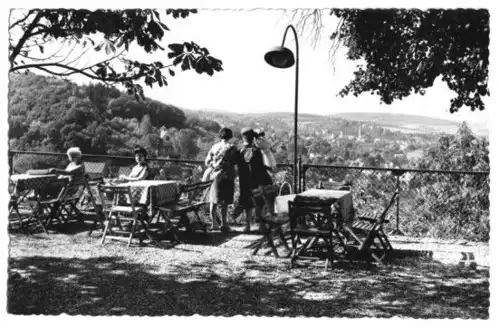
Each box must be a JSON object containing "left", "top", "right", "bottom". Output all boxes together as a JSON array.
[
  {"left": 9, "top": 9, "right": 223, "bottom": 100},
  {"left": 330, "top": 9, "right": 490, "bottom": 113},
  {"left": 8, "top": 73, "right": 228, "bottom": 162},
  {"left": 405, "top": 123, "right": 490, "bottom": 240},
  {"left": 293, "top": 9, "right": 489, "bottom": 113}
]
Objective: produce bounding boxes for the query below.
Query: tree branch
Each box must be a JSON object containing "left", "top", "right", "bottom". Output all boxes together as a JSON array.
[
  {"left": 12, "top": 63, "right": 101, "bottom": 80},
  {"left": 55, "top": 41, "right": 79, "bottom": 65},
  {"left": 11, "top": 61, "right": 174, "bottom": 81},
  {"left": 9, "top": 10, "right": 35, "bottom": 29},
  {"left": 19, "top": 42, "right": 65, "bottom": 61},
  {"left": 9, "top": 10, "right": 43, "bottom": 65},
  {"left": 63, "top": 48, "right": 91, "bottom": 67},
  {"left": 21, "top": 37, "right": 54, "bottom": 49},
  {"left": 63, "top": 49, "right": 127, "bottom": 76},
  {"left": 290, "top": 9, "right": 324, "bottom": 48}
]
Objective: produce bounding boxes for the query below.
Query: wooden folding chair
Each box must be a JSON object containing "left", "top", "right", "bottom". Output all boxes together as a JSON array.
[
  {"left": 58, "top": 179, "right": 88, "bottom": 224},
  {"left": 156, "top": 180, "right": 212, "bottom": 233},
  {"left": 288, "top": 198, "right": 346, "bottom": 271},
  {"left": 250, "top": 185, "right": 290, "bottom": 258},
  {"left": 8, "top": 177, "right": 33, "bottom": 232},
  {"left": 8, "top": 194, "right": 30, "bottom": 232},
  {"left": 78, "top": 177, "right": 104, "bottom": 210},
  {"left": 26, "top": 177, "right": 69, "bottom": 233},
  {"left": 78, "top": 177, "right": 105, "bottom": 235},
  {"left": 343, "top": 191, "right": 398, "bottom": 263},
  {"left": 97, "top": 184, "right": 149, "bottom": 247}
]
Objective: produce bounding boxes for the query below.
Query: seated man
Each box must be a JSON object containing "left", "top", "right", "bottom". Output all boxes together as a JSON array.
[{"left": 119, "top": 146, "right": 150, "bottom": 182}]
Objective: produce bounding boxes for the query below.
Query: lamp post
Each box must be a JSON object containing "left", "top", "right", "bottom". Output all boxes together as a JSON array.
[{"left": 264, "top": 24, "right": 299, "bottom": 193}]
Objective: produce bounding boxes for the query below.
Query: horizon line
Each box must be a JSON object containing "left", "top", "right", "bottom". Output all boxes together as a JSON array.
[{"left": 183, "top": 108, "right": 487, "bottom": 124}]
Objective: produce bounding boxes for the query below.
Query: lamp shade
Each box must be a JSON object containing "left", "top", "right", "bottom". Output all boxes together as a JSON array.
[{"left": 264, "top": 46, "right": 295, "bottom": 68}]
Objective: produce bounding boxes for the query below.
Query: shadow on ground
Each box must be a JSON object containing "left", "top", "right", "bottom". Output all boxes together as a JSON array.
[{"left": 8, "top": 252, "right": 489, "bottom": 318}]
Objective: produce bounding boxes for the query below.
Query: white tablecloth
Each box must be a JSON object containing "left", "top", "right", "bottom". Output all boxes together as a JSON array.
[
  {"left": 112, "top": 180, "right": 180, "bottom": 208},
  {"left": 10, "top": 174, "right": 58, "bottom": 194}
]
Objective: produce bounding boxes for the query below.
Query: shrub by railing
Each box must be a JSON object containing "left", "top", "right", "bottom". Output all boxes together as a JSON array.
[{"left": 301, "top": 164, "right": 490, "bottom": 242}]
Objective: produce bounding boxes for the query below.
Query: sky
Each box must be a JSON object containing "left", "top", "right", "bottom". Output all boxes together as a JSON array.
[
  {"left": 129, "top": 9, "right": 491, "bottom": 125},
  {"left": 9, "top": 5, "right": 491, "bottom": 125}
]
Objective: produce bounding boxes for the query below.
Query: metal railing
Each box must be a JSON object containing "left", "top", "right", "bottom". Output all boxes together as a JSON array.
[
  {"left": 301, "top": 163, "right": 489, "bottom": 241},
  {"left": 8, "top": 149, "right": 294, "bottom": 188}
]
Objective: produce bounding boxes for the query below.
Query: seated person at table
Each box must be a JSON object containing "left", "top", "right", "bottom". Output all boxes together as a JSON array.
[
  {"left": 118, "top": 146, "right": 150, "bottom": 182},
  {"left": 49, "top": 147, "right": 86, "bottom": 183},
  {"left": 45, "top": 147, "right": 86, "bottom": 198}
]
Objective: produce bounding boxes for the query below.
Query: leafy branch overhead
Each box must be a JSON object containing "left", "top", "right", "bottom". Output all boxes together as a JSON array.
[
  {"left": 330, "top": 9, "right": 489, "bottom": 113},
  {"left": 167, "top": 42, "right": 223, "bottom": 75},
  {"left": 9, "top": 9, "right": 223, "bottom": 100}
]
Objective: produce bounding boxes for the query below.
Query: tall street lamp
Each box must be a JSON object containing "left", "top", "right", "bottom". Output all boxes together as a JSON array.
[{"left": 264, "top": 24, "right": 299, "bottom": 193}]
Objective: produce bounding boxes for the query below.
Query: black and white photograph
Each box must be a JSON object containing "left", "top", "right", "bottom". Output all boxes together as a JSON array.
[{"left": 3, "top": 0, "right": 496, "bottom": 322}]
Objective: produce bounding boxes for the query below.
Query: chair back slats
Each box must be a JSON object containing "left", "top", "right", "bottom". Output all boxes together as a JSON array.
[
  {"left": 180, "top": 183, "right": 200, "bottom": 194},
  {"left": 344, "top": 191, "right": 398, "bottom": 263},
  {"left": 195, "top": 180, "right": 213, "bottom": 192},
  {"left": 180, "top": 180, "right": 213, "bottom": 192},
  {"left": 320, "top": 181, "right": 352, "bottom": 191},
  {"left": 288, "top": 199, "right": 334, "bottom": 231},
  {"left": 178, "top": 180, "right": 213, "bottom": 204}
]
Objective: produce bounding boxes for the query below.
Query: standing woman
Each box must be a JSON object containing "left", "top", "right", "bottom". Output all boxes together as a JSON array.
[
  {"left": 205, "top": 127, "right": 239, "bottom": 232},
  {"left": 238, "top": 128, "right": 273, "bottom": 233}
]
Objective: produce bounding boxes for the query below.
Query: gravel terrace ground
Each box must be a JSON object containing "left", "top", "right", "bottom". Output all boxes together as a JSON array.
[{"left": 7, "top": 222, "right": 490, "bottom": 318}]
